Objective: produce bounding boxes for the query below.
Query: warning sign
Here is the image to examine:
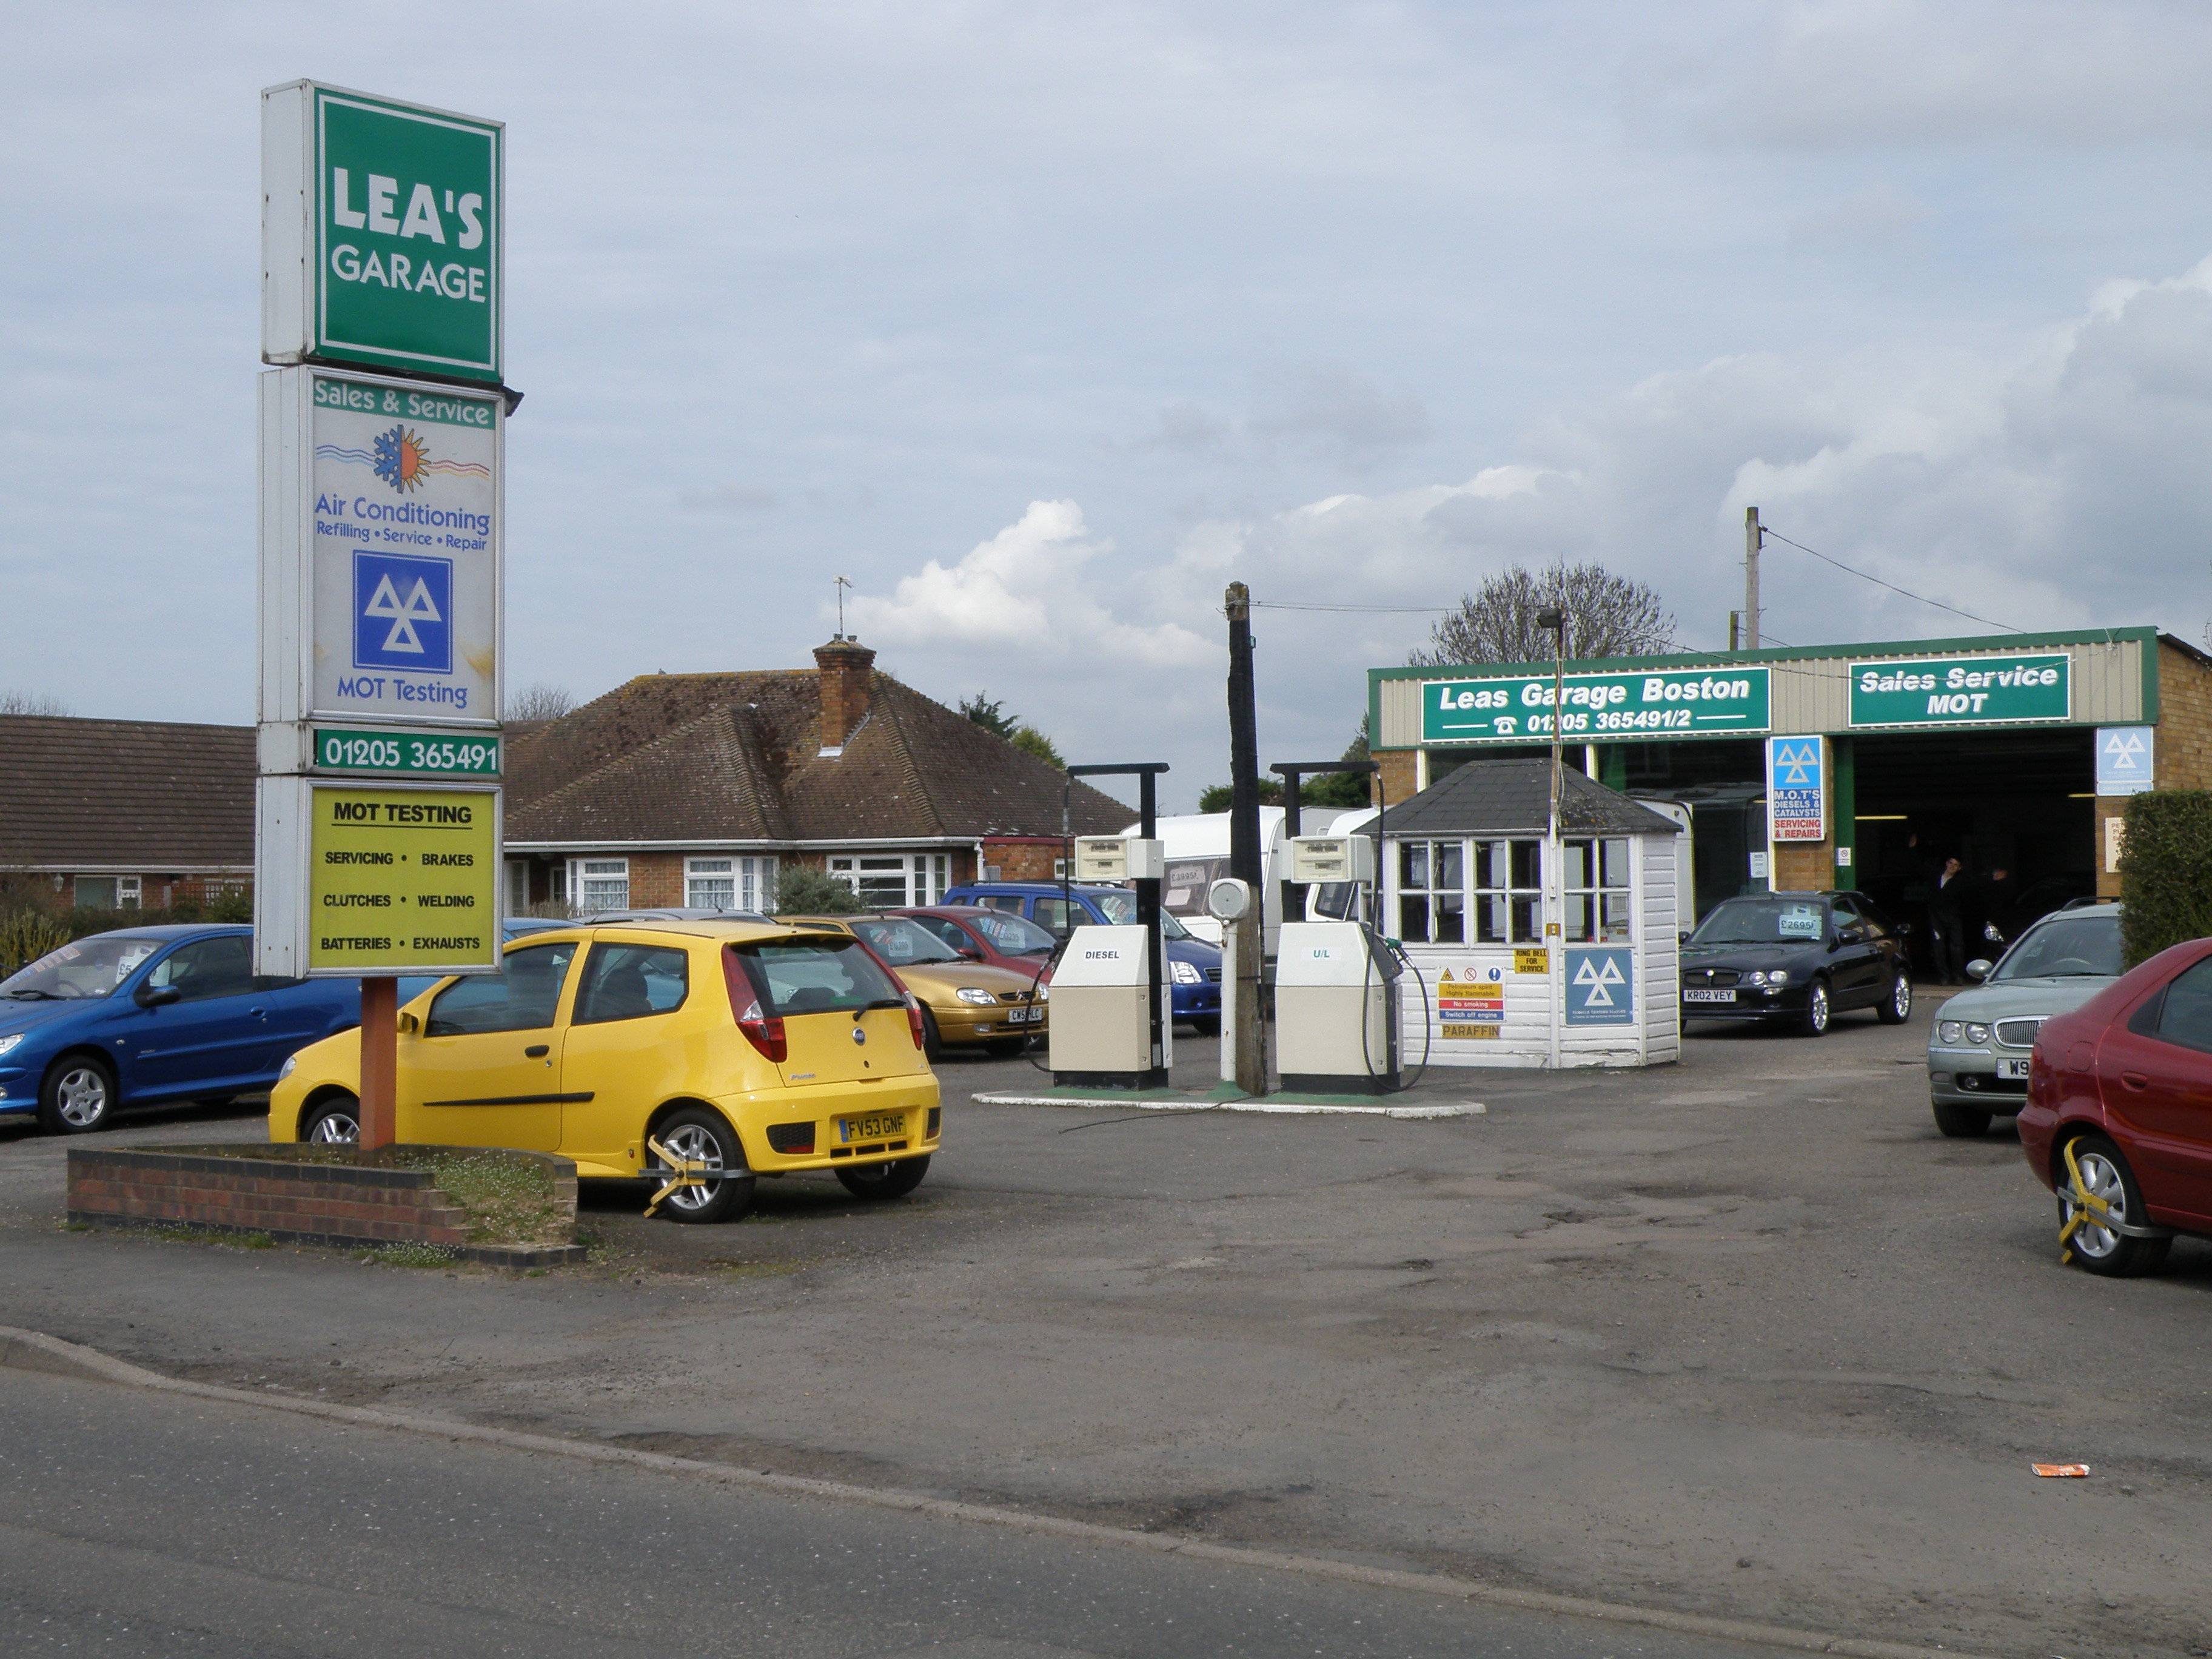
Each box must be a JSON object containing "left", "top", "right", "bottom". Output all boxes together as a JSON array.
[
  {"left": 1438, "top": 967, "right": 1504, "bottom": 1039},
  {"left": 1564, "top": 946, "right": 1634, "bottom": 1027},
  {"left": 307, "top": 783, "right": 500, "bottom": 974}
]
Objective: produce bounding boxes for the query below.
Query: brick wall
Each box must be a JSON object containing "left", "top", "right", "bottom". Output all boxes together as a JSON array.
[
  {"left": 1773, "top": 842, "right": 1834, "bottom": 892},
  {"left": 628, "top": 852, "right": 684, "bottom": 907},
  {"left": 66, "top": 1145, "right": 581, "bottom": 1265},
  {"left": 1377, "top": 748, "right": 1419, "bottom": 806},
  {"left": 2154, "top": 639, "right": 2212, "bottom": 792},
  {"left": 984, "top": 838, "right": 1066, "bottom": 882}
]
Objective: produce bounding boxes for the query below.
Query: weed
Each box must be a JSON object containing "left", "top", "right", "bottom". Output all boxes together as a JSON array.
[{"left": 355, "top": 1241, "right": 462, "bottom": 1269}]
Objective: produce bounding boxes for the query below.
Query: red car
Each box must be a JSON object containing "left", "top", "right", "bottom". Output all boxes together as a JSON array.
[
  {"left": 894, "top": 905, "right": 1059, "bottom": 989},
  {"left": 2020, "top": 936, "right": 2212, "bottom": 1276}
]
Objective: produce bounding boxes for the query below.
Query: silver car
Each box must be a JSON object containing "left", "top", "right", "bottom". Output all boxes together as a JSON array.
[{"left": 1925, "top": 901, "right": 2122, "bottom": 1138}]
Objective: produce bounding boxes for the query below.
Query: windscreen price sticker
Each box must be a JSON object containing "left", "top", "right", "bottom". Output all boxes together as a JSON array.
[
  {"left": 315, "top": 727, "right": 500, "bottom": 776},
  {"left": 307, "top": 785, "right": 499, "bottom": 974}
]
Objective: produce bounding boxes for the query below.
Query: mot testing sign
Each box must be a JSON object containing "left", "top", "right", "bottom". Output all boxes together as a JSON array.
[
  {"left": 263, "top": 82, "right": 503, "bottom": 383},
  {"left": 1564, "top": 947, "right": 1635, "bottom": 1027},
  {"left": 1422, "top": 667, "right": 1772, "bottom": 745},
  {"left": 2095, "top": 726, "right": 2155, "bottom": 796},
  {"left": 1848, "top": 654, "right": 2070, "bottom": 729},
  {"left": 1766, "top": 736, "right": 1828, "bottom": 842},
  {"left": 307, "top": 785, "right": 499, "bottom": 974}
]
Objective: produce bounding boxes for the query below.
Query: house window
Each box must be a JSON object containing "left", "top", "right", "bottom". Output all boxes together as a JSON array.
[
  {"left": 574, "top": 858, "right": 629, "bottom": 911},
  {"left": 688, "top": 856, "right": 776, "bottom": 911},
  {"left": 75, "top": 876, "right": 118, "bottom": 909},
  {"left": 506, "top": 860, "right": 530, "bottom": 914},
  {"left": 117, "top": 876, "right": 141, "bottom": 910},
  {"left": 826, "top": 853, "right": 945, "bottom": 908},
  {"left": 1474, "top": 839, "right": 1543, "bottom": 945},
  {"left": 1562, "top": 838, "right": 1632, "bottom": 943},
  {"left": 1397, "top": 840, "right": 1466, "bottom": 944}
]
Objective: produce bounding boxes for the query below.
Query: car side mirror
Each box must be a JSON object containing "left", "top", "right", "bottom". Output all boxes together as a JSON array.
[
  {"left": 1963, "top": 959, "right": 1992, "bottom": 982},
  {"left": 1677, "top": 929, "right": 1689, "bottom": 943},
  {"left": 134, "top": 984, "right": 182, "bottom": 1008},
  {"left": 397, "top": 1010, "right": 421, "bottom": 1034},
  {"left": 957, "top": 946, "right": 985, "bottom": 960}
]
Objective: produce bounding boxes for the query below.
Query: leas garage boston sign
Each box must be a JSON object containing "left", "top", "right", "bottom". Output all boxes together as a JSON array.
[
  {"left": 1421, "top": 666, "right": 1772, "bottom": 745},
  {"left": 1848, "top": 653, "right": 2071, "bottom": 729}
]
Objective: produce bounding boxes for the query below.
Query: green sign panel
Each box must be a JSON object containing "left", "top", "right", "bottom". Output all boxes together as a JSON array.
[
  {"left": 1848, "top": 654, "right": 2071, "bottom": 728},
  {"left": 313, "top": 87, "right": 502, "bottom": 382},
  {"left": 1421, "top": 667, "right": 1772, "bottom": 745},
  {"left": 314, "top": 728, "right": 501, "bottom": 777}
]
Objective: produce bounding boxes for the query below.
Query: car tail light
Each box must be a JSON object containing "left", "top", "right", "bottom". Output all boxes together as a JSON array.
[
  {"left": 723, "top": 949, "right": 786, "bottom": 1063},
  {"left": 907, "top": 996, "right": 927, "bottom": 1050}
]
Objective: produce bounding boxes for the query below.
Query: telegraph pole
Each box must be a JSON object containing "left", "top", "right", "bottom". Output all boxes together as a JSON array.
[
  {"left": 1744, "top": 506, "right": 1762, "bottom": 650},
  {"left": 1224, "top": 582, "right": 1267, "bottom": 1093}
]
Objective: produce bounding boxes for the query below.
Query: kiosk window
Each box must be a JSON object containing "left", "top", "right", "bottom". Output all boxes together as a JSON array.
[
  {"left": 1562, "top": 837, "right": 1632, "bottom": 944},
  {"left": 1473, "top": 839, "right": 1543, "bottom": 945},
  {"left": 1398, "top": 840, "right": 1466, "bottom": 944}
]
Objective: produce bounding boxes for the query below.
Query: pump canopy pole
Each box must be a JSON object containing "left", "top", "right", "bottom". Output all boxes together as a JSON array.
[
  {"left": 1270, "top": 760, "right": 1379, "bottom": 931},
  {"left": 1068, "top": 762, "right": 1171, "bottom": 1083}
]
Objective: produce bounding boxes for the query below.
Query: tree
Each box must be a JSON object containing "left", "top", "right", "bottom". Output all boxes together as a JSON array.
[
  {"left": 960, "top": 691, "right": 1019, "bottom": 740},
  {"left": 0, "top": 689, "right": 70, "bottom": 717},
  {"left": 1198, "top": 779, "right": 1283, "bottom": 814},
  {"left": 1409, "top": 563, "right": 1675, "bottom": 667},
  {"left": 508, "top": 682, "right": 574, "bottom": 722},
  {"left": 1010, "top": 726, "right": 1065, "bottom": 769},
  {"left": 1303, "top": 718, "right": 1373, "bottom": 809},
  {"left": 774, "top": 863, "right": 865, "bottom": 916}
]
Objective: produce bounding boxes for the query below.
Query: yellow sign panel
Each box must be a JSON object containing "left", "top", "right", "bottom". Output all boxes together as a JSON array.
[
  {"left": 1513, "top": 948, "right": 1549, "bottom": 976},
  {"left": 309, "top": 784, "right": 500, "bottom": 973}
]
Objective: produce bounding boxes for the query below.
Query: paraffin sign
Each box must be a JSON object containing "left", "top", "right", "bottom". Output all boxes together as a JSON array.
[
  {"left": 263, "top": 81, "right": 503, "bottom": 384},
  {"left": 1766, "top": 736, "right": 1827, "bottom": 842}
]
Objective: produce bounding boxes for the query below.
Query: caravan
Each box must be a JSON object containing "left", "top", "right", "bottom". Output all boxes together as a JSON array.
[{"left": 1129, "top": 808, "right": 1288, "bottom": 952}]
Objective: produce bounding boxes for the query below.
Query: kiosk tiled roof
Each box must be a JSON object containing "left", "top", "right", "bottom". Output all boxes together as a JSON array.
[
  {"left": 1383, "top": 757, "right": 1681, "bottom": 839},
  {"left": 0, "top": 716, "right": 255, "bottom": 870},
  {"left": 505, "top": 654, "right": 1130, "bottom": 846}
]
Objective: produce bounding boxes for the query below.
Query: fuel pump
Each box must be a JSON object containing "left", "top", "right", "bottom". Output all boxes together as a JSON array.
[
  {"left": 1048, "top": 834, "right": 1170, "bottom": 1088},
  {"left": 1273, "top": 834, "right": 1404, "bottom": 1094}
]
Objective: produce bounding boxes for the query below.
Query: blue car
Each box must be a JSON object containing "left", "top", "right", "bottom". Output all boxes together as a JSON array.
[
  {"left": 941, "top": 882, "right": 1224, "bottom": 1033},
  {"left": 0, "top": 925, "right": 363, "bottom": 1135}
]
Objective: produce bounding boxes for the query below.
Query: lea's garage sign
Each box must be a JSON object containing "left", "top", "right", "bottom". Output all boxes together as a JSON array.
[
  {"left": 1422, "top": 667, "right": 1772, "bottom": 745},
  {"left": 1848, "top": 653, "right": 2070, "bottom": 729}
]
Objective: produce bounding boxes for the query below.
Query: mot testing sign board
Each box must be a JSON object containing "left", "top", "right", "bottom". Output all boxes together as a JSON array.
[
  {"left": 263, "top": 82, "right": 503, "bottom": 384},
  {"left": 2096, "top": 726, "right": 2155, "bottom": 796},
  {"left": 1766, "top": 736, "right": 1828, "bottom": 842},
  {"left": 1564, "top": 946, "right": 1635, "bottom": 1027},
  {"left": 306, "top": 785, "right": 499, "bottom": 974},
  {"left": 1422, "top": 667, "right": 1772, "bottom": 746},
  {"left": 259, "top": 367, "right": 501, "bottom": 728},
  {"left": 1848, "top": 654, "right": 2070, "bottom": 729}
]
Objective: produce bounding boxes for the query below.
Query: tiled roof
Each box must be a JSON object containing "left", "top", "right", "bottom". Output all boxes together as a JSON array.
[
  {"left": 506, "top": 666, "right": 1130, "bottom": 846},
  {"left": 0, "top": 717, "right": 255, "bottom": 870},
  {"left": 1383, "top": 757, "right": 1681, "bottom": 839}
]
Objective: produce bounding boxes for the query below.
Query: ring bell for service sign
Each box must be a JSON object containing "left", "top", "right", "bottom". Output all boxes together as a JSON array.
[{"left": 263, "top": 82, "right": 502, "bottom": 384}]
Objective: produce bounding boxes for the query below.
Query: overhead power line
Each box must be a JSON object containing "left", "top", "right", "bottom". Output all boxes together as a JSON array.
[
  {"left": 1248, "top": 600, "right": 1454, "bottom": 614},
  {"left": 1760, "top": 527, "right": 2024, "bottom": 635}
]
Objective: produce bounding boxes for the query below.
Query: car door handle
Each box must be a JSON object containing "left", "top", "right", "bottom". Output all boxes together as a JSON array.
[
  {"left": 247, "top": 1007, "right": 268, "bottom": 1019},
  {"left": 525, "top": 1044, "right": 550, "bottom": 1058},
  {"left": 2120, "top": 1072, "right": 2150, "bottom": 1092}
]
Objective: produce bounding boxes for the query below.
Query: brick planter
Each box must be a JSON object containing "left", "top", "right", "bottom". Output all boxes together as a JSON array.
[{"left": 65, "top": 1144, "right": 586, "bottom": 1268}]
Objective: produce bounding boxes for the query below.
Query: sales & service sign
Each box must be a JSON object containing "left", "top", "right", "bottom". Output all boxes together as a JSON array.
[
  {"left": 1847, "top": 654, "right": 2070, "bottom": 729},
  {"left": 310, "top": 374, "right": 498, "bottom": 723},
  {"left": 310, "top": 87, "right": 501, "bottom": 382}
]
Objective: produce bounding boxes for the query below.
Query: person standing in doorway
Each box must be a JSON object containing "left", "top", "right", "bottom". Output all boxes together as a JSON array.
[{"left": 1929, "top": 856, "right": 1968, "bottom": 984}]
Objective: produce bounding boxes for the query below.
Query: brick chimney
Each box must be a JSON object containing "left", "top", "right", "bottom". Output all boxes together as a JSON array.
[{"left": 814, "top": 637, "right": 877, "bottom": 752}]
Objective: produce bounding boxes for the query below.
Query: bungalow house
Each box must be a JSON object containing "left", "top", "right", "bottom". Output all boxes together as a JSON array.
[
  {"left": 501, "top": 637, "right": 1131, "bottom": 912},
  {"left": 0, "top": 716, "right": 255, "bottom": 909}
]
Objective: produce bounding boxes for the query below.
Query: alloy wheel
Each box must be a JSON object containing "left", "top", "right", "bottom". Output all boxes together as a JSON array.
[
  {"left": 55, "top": 1065, "right": 109, "bottom": 1128},
  {"left": 656, "top": 1122, "right": 726, "bottom": 1213},
  {"left": 2062, "top": 1147, "right": 2130, "bottom": 1261},
  {"left": 308, "top": 1109, "right": 360, "bottom": 1144},
  {"left": 1892, "top": 976, "right": 1912, "bottom": 1018}
]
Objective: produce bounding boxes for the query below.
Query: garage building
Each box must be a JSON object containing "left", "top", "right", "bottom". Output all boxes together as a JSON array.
[{"left": 1368, "top": 626, "right": 2212, "bottom": 933}]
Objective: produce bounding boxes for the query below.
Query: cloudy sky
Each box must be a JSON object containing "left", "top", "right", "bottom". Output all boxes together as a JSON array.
[{"left": 8, "top": 2, "right": 2212, "bottom": 809}]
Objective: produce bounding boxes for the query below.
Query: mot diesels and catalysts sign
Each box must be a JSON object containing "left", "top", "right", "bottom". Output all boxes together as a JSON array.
[
  {"left": 1421, "top": 667, "right": 1772, "bottom": 745},
  {"left": 1848, "top": 654, "right": 2070, "bottom": 729},
  {"left": 1766, "top": 736, "right": 1827, "bottom": 843},
  {"left": 263, "top": 82, "right": 502, "bottom": 384}
]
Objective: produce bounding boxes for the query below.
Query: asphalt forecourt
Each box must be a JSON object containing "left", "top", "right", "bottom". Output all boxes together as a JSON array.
[{"left": 1, "top": 1007, "right": 2208, "bottom": 1658}]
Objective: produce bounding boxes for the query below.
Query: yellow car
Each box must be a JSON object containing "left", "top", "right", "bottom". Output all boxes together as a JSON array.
[
  {"left": 780, "top": 913, "right": 1048, "bottom": 1059},
  {"left": 269, "top": 921, "right": 940, "bottom": 1221}
]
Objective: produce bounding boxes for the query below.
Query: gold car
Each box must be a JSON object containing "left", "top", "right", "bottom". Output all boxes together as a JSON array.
[
  {"left": 269, "top": 921, "right": 940, "bottom": 1221},
  {"left": 782, "top": 913, "right": 1048, "bottom": 1059}
]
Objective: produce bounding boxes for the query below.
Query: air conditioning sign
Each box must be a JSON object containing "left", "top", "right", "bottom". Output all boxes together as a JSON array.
[
  {"left": 1421, "top": 667, "right": 1772, "bottom": 745},
  {"left": 1848, "top": 654, "right": 2070, "bottom": 729}
]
